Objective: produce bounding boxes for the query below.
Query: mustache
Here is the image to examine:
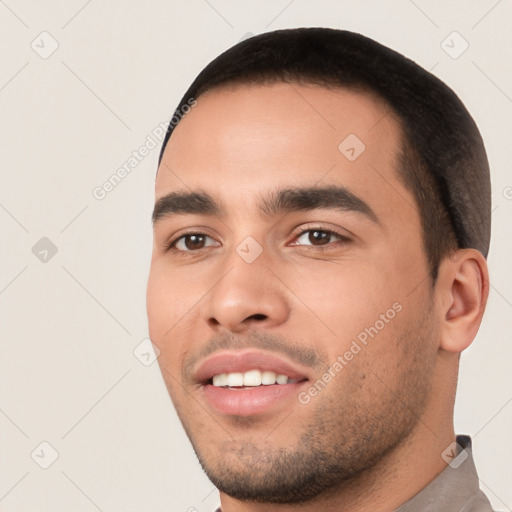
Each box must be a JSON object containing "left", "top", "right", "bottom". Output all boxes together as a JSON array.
[{"left": 182, "top": 331, "right": 326, "bottom": 380}]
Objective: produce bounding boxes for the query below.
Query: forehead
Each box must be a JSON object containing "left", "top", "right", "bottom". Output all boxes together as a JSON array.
[{"left": 155, "top": 82, "right": 412, "bottom": 225}]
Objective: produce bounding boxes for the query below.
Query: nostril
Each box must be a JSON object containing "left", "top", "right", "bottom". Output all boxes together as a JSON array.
[{"left": 248, "top": 314, "right": 267, "bottom": 321}]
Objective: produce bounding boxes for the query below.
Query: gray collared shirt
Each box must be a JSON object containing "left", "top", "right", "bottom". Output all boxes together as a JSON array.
[
  {"left": 214, "top": 435, "right": 494, "bottom": 511},
  {"left": 396, "top": 435, "right": 493, "bottom": 511}
]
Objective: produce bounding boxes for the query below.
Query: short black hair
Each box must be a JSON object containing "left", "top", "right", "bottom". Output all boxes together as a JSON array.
[{"left": 158, "top": 27, "right": 491, "bottom": 281}]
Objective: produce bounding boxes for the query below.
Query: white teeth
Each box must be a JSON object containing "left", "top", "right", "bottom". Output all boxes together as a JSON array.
[
  {"left": 243, "top": 369, "right": 262, "bottom": 386},
  {"left": 276, "top": 374, "right": 289, "bottom": 384},
  {"left": 227, "top": 372, "right": 244, "bottom": 387},
  {"left": 212, "top": 373, "right": 228, "bottom": 386},
  {"left": 261, "top": 371, "right": 277, "bottom": 385},
  {"left": 211, "top": 369, "right": 295, "bottom": 387}
]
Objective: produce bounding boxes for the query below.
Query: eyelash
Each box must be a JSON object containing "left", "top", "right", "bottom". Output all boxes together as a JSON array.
[{"left": 163, "top": 225, "right": 351, "bottom": 255}]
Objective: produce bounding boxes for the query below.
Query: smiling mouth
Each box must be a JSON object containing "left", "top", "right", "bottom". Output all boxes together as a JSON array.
[
  {"left": 210, "top": 369, "right": 305, "bottom": 388},
  {"left": 194, "top": 350, "right": 311, "bottom": 415}
]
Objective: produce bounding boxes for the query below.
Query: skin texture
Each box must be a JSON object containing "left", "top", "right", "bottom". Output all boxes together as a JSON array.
[{"left": 146, "top": 83, "right": 489, "bottom": 511}]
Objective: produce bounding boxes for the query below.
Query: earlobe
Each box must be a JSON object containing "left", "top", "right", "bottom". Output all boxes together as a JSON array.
[{"left": 439, "top": 249, "right": 489, "bottom": 353}]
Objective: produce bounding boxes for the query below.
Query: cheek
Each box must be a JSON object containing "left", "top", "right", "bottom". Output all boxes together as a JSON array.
[
  {"left": 326, "top": 309, "right": 425, "bottom": 405},
  {"left": 288, "top": 261, "right": 399, "bottom": 335},
  {"left": 147, "top": 263, "right": 200, "bottom": 374},
  {"left": 146, "top": 262, "right": 194, "bottom": 336},
  {"left": 146, "top": 269, "right": 168, "bottom": 338}
]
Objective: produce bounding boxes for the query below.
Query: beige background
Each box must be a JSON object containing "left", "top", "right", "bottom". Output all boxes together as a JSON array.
[{"left": 0, "top": 1, "right": 511, "bottom": 510}]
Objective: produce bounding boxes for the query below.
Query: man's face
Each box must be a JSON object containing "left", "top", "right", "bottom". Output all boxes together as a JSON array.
[{"left": 146, "top": 83, "right": 440, "bottom": 503}]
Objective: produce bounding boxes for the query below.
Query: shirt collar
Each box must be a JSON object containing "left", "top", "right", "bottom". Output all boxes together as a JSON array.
[{"left": 395, "top": 435, "right": 493, "bottom": 511}]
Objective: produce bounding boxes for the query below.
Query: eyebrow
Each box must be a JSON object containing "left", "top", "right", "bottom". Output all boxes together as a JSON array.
[{"left": 152, "top": 185, "right": 379, "bottom": 226}]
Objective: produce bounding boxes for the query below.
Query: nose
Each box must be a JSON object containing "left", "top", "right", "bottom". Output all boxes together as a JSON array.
[{"left": 201, "top": 259, "right": 290, "bottom": 334}]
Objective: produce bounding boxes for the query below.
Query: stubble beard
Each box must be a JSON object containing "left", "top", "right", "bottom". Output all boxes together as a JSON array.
[{"left": 177, "top": 308, "right": 436, "bottom": 504}]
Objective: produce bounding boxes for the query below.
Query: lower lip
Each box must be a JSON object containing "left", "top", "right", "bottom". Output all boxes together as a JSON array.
[{"left": 202, "top": 382, "right": 306, "bottom": 416}]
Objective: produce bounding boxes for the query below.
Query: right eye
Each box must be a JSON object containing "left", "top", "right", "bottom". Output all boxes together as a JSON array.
[{"left": 165, "top": 232, "right": 220, "bottom": 253}]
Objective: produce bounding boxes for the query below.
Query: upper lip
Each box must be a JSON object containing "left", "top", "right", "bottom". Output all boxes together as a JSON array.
[{"left": 194, "top": 349, "right": 312, "bottom": 384}]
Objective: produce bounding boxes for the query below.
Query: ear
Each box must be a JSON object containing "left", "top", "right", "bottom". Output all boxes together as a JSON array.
[{"left": 436, "top": 249, "right": 489, "bottom": 353}]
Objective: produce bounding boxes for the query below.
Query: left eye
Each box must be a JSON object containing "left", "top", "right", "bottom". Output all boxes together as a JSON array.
[{"left": 292, "top": 229, "right": 346, "bottom": 247}]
